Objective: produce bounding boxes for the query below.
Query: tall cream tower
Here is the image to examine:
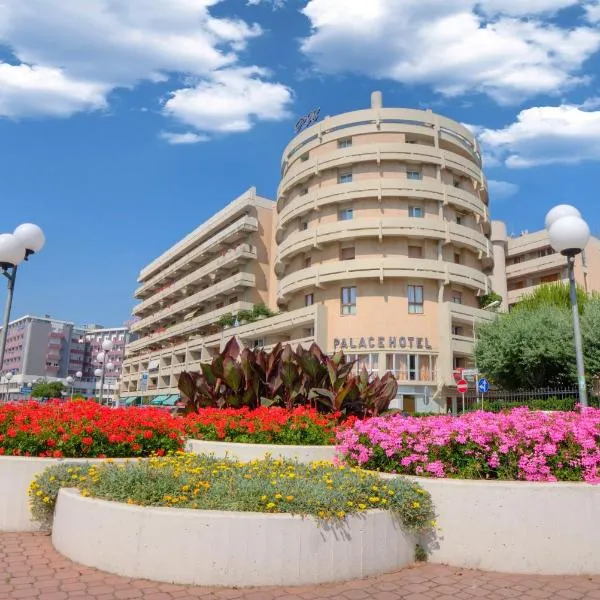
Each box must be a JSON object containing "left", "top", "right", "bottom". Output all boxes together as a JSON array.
[{"left": 273, "top": 91, "right": 496, "bottom": 411}]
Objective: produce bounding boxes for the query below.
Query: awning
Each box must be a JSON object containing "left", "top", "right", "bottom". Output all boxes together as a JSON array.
[
  {"left": 150, "top": 395, "right": 168, "bottom": 405},
  {"left": 162, "top": 394, "right": 181, "bottom": 406},
  {"left": 122, "top": 396, "right": 141, "bottom": 406}
]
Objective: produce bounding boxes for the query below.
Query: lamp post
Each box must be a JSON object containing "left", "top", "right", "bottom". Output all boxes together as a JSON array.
[
  {"left": 2, "top": 371, "right": 13, "bottom": 401},
  {"left": 545, "top": 204, "right": 591, "bottom": 407},
  {"left": 0, "top": 224, "right": 45, "bottom": 372},
  {"left": 97, "top": 339, "right": 114, "bottom": 405},
  {"left": 94, "top": 368, "right": 103, "bottom": 402}
]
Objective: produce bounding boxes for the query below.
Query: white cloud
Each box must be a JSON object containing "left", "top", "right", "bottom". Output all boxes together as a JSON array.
[
  {"left": 159, "top": 131, "right": 210, "bottom": 145},
  {"left": 586, "top": 1, "right": 600, "bottom": 22},
  {"left": 0, "top": 62, "right": 107, "bottom": 118},
  {"left": 488, "top": 179, "right": 520, "bottom": 200},
  {"left": 0, "top": 0, "right": 291, "bottom": 136},
  {"left": 163, "top": 67, "right": 293, "bottom": 133},
  {"left": 300, "top": 0, "right": 600, "bottom": 103},
  {"left": 247, "top": 0, "right": 286, "bottom": 7},
  {"left": 478, "top": 103, "right": 600, "bottom": 167}
]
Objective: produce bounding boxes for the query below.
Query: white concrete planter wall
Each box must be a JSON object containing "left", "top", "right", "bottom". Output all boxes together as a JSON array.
[
  {"left": 378, "top": 472, "right": 600, "bottom": 575},
  {"left": 185, "top": 439, "right": 336, "bottom": 463},
  {"left": 52, "top": 488, "right": 415, "bottom": 586},
  {"left": 0, "top": 456, "right": 131, "bottom": 532}
]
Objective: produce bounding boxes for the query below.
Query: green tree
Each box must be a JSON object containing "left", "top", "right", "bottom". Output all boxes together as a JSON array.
[
  {"left": 517, "top": 282, "right": 589, "bottom": 314},
  {"left": 32, "top": 382, "right": 65, "bottom": 399}
]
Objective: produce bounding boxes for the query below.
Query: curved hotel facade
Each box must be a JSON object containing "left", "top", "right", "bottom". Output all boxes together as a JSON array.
[{"left": 120, "top": 92, "right": 600, "bottom": 413}]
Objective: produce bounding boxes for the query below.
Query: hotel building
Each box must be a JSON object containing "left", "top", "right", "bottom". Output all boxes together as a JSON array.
[{"left": 121, "top": 91, "right": 599, "bottom": 413}]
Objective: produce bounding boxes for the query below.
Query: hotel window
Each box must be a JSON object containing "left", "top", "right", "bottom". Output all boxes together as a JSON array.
[
  {"left": 304, "top": 255, "right": 312, "bottom": 268},
  {"left": 408, "top": 285, "right": 424, "bottom": 314},
  {"left": 338, "top": 171, "right": 353, "bottom": 184},
  {"left": 340, "top": 247, "right": 355, "bottom": 261},
  {"left": 408, "top": 245, "right": 422, "bottom": 259},
  {"left": 453, "top": 179, "right": 461, "bottom": 188},
  {"left": 301, "top": 221, "right": 308, "bottom": 230},
  {"left": 341, "top": 286, "right": 357, "bottom": 315},
  {"left": 454, "top": 252, "right": 461, "bottom": 264},
  {"left": 407, "top": 169, "right": 422, "bottom": 180},
  {"left": 452, "top": 325, "right": 464, "bottom": 336},
  {"left": 538, "top": 248, "right": 555, "bottom": 258},
  {"left": 456, "top": 213, "right": 465, "bottom": 225},
  {"left": 541, "top": 273, "right": 560, "bottom": 283},
  {"left": 347, "top": 353, "right": 379, "bottom": 376},
  {"left": 452, "top": 292, "right": 463, "bottom": 304},
  {"left": 338, "top": 137, "right": 352, "bottom": 149},
  {"left": 300, "top": 187, "right": 309, "bottom": 196},
  {"left": 408, "top": 205, "right": 424, "bottom": 218},
  {"left": 386, "top": 354, "right": 436, "bottom": 382},
  {"left": 304, "top": 327, "right": 315, "bottom": 337},
  {"left": 514, "top": 280, "right": 525, "bottom": 290},
  {"left": 252, "top": 339, "right": 265, "bottom": 349},
  {"left": 300, "top": 152, "right": 309, "bottom": 162},
  {"left": 338, "top": 208, "right": 353, "bottom": 221},
  {"left": 229, "top": 296, "right": 238, "bottom": 304},
  {"left": 216, "top": 302, "right": 224, "bottom": 309},
  {"left": 305, "top": 293, "right": 314, "bottom": 307}
]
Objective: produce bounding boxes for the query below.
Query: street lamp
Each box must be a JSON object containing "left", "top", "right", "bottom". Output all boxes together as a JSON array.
[
  {"left": 98, "top": 339, "right": 114, "bottom": 405},
  {"left": 65, "top": 376, "right": 75, "bottom": 400},
  {"left": 545, "top": 204, "right": 591, "bottom": 407},
  {"left": 0, "top": 224, "right": 45, "bottom": 372},
  {"left": 2, "top": 371, "right": 13, "bottom": 401}
]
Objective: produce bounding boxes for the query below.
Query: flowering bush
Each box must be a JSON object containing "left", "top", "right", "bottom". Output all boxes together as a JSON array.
[
  {"left": 337, "top": 408, "right": 600, "bottom": 483},
  {"left": 29, "top": 453, "right": 435, "bottom": 531},
  {"left": 0, "top": 401, "right": 184, "bottom": 458},
  {"left": 184, "top": 406, "right": 347, "bottom": 445}
]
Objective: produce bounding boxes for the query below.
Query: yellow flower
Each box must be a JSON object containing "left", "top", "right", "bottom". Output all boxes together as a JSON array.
[
  {"left": 261, "top": 495, "right": 268, "bottom": 501},
  {"left": 36, "top": 491, "right": 43, "bottom": 497},
  {"left": 369, "top": 497, "right": 380, "bottom": 503},
  {"left": 347, "top": 501, "right": 354, "bottom": 507},
  {"left": 286, "top": 495, "right": 294, "bottom": 501},
  {"left": 337, "top": 511, "right": 346, "bottom": 518},
  {"left": 266, "top": 502, "right": 276, "bottom": 509},
  {"left": 412, "top": 501, "right": 420, "bottom": 509},
  {"left": 43, "top": 497, "right": 50, "bottom": 503},
  {"left": 275, "top": 493, "right": 282, "bottom": 500},
  {"left": 49, "top": 476, "right": 56, "bottom": 482},
  {"left": 358, "top": 503, "right": 367, "bottom": 510},
  {"left": 431, "top": 520, "right": 437, "bottom": 527},
  {"left": 181, "top": 485, "right": 190, "bottom": 492}
]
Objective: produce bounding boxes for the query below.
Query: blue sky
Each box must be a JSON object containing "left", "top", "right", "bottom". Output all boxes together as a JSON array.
[{"left": 1, "top": 0, "right": 600, "bottom": 327}]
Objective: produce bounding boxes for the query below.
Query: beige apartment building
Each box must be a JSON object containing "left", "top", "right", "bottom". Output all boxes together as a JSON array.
[{"left": 121, "top": 91, "right": 598, "bottom": 413}]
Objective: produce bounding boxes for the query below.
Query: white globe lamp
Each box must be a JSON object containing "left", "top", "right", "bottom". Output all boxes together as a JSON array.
[
  {"left": 0, "top": 234, "right": 26, "bottom": 267},
  {"left": 13, "top": 223, "right": 45, "bottom": 255}
]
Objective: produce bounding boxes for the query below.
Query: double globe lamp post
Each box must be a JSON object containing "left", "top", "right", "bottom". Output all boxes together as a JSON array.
[
  {"left": 95, "top": 339, "right": 114, "bottom": 405},
  {"left": 0, "top": 224, "right": 45, "bottom": 385},
  {"left": 545, "top": 205, "right": 591, "bottom": 407},
  {"left": 65, "top": 371, "right": 83, "bottom": 400}
]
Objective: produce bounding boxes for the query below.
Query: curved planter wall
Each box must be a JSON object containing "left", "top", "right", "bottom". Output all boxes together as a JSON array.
[
  {"left": 0, "top": 456, "right": 131, "bottom": 532},
  {"left": 378, "top": 473, "right": 600, "bottom": 575},
  {"left": 185, "top": 439, "right": 336, "bottom": 463},
  {"left": 53, "top": 489, "right": 415, "bottom": 586}
]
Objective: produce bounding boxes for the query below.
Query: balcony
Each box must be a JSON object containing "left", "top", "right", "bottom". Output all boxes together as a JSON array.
[
  {"left": 279, "top": 142, "right": 482, "bottom": 198},
  {"left": 451, "top": 334, "right": 474, "bottom": 356},
  {"left": 277, "top": 179, "right": 486, "bottom": 229},
  {"left": 276, "top": 217, "right": 488, "bottom": 267},
  {"left": 135, "top": 215, "right": 259, "bottom": 298},
  {"left": 131, "top": 272, "right": 255, "bottom": 333},
  {"left": 505, "top": 253, "right": 565, "bottom": 279},
  {"left": 133, "top": 244, "right": 257, "bottom": 317},
  {"left": 125, "top": 301, "right": 254, "bottom": 354},
  {"left": 277, "top": 258, "right": 488, "bottom": 301}
]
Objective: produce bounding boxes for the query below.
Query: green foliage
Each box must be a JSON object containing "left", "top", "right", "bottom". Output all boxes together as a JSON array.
[
  {"left": 29, "top": 455, "right": 435, "bottom": 532},
  {"left": 216, "top": 304, "right": 277, "bottom": 328},
  {"left": 516, "top": 282, "right": 589, "bottom": 314},
  {"left": 178, "top": 338, "right": 398, "bottom": 417},
  {"left": 476, "top": 296, "right": 600, "bottom": 390},
  {"left": 478, "top": 291, "right": 502, "bottom": 310},
  {"left": 31, "top": 382, "right": 64, "bottom": 399},
  {"left": 471, "top": 397, "right": 589, "bottom": 413}
]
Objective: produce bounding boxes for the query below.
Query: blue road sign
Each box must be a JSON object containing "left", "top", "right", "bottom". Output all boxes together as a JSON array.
[
  {"left": 20, "top": 387, "right": 32, "bottom": 394},
  {"left": 477, "top": 378, "right": 490, "bottom": 394}
]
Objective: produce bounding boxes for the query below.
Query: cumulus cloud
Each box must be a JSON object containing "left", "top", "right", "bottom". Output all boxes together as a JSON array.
[
  {"left": 159, "top": 131, "right": 210, "bottom": 145},
  {"left": 300, "top": 0, "right": 600, "bottom": 103},
  {"left": 0, "top": 0, "right": 290, "bottom": 136},
  {"left": 478, "top": 103, "right": 600, "bottom": 167},
  {"left": 488, "top": 180, "right": 520, "bottom": 200},
  {"left": 163, "top": 67, "right": 293, "bottom": 133}
]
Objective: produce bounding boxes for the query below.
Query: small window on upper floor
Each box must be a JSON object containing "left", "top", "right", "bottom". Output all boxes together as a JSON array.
[
  {"left": 304, "top": 256, "right": 312, "bottom": 268},
  {"left": 252, "top": 338, "right": 265, "bottom": 349},
  {"left": 456, "top": 212, "right": 466, "bottom": 225},
  {"left": 408, "top": 206, "right": 424, "bottom": 218},
  {"left": 300, "top": 186, "right": 309, "bottom": 196},
  {"left": 304, "top": 327, "right": 315, "bottom": 337},
  {"left": 407, "top": 170, "right": 422, "bottom": 180},
  {"left": 216, "top": 302, "right": 224, "bottom": 309},
  {"left": 338, "top": 171, "right": 353, "bottom": 184},
  {"left": 338, "top": 137, "right": 352, "bottom": 149},
  {"left": 452, "top": 292, "right": 463, "bottom": 304},
  {"left": 300, "top": 152, "right": 309, "bottom": 162},
  {"left": 340, "top": 247, "right": 355, "bottom": 261},
  {"left": 301, "top": 221, "right": 308, "bottom": 231},
  {"left": 538, "top": 248, "right": 554, "bottom": 258},
  {"left": 338, "top": 208, "right": 354, "bottom": 221},
  {"left": 452, "top": 325, "right": 464, "bottom": 336},
  {"left": 229, "top": 296, "right": 238, "bottom": 304},
  {"left": 408, "top": 246, "right": 423, "bottom": 259},
  {"left": 305, "top": 293, "right": 314, "bottom": 307},
  {"left": 453, "top": 179, "right": 461, "bottom": 188},
  {"left": 454, "top": 252, "right": 461, "bottom": 264}
]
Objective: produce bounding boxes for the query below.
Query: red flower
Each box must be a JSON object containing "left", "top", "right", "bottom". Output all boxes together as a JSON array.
[
  {"left": 82, "top": 437, "right": 93, "bottom": 446},
  {"left": 46, "top": 439, "right": 57, "bottom": 447}
]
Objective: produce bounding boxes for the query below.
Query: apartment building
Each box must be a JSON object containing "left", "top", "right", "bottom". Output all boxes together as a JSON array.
[
  {"left": 490, "top": 222, "right": 600, "bottom": 309},
  {"left": 122, "top": 92, "right": 500, "bottom": 413}
]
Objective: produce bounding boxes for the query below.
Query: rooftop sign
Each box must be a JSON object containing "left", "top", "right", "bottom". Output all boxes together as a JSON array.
[{"left": 295, "top": 108, "right": 320, "bottom": 134}]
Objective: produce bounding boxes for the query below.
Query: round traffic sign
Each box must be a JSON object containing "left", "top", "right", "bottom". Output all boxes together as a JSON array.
[{"left": 457, "top": 379, "right": 468, "bottom": 394}]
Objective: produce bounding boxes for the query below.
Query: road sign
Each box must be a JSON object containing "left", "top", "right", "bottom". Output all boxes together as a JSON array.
[
  {"left": 20, "top": 387, "right": 32, "bottom": 394},
  {"left": 457, "top": 379, "right": 468, "bottom": 394},
  {"left": 477, "top": 378, "right": 490, "bottom": 394},
  {"left": 462, "top": 368, "right": 479, "bottom": 381}
]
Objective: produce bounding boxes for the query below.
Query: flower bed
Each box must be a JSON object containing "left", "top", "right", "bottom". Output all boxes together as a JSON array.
[
  {"left": 0, "top": 401, "right": 184, "bottom": 458},
  {"left": 337, "top": 408, "right": 600, "bottom": 483},
  {"left": 39, "top": 455, "right": 433, "bottom": 586}
]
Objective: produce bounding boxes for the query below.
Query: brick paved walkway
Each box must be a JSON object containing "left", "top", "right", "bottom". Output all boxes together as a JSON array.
[{"left": 1, "top": 533, "right": 600, "bottom": 600}]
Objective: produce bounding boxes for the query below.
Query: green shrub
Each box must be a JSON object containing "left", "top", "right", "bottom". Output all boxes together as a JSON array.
[{"left": 29, "top": 454, "right": 435, "bottom": 532}]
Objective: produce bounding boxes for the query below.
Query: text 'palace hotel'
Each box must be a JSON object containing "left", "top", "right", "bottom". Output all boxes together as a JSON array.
[{"left": 120, "top": 92, "right": 600, "bottom": 413}]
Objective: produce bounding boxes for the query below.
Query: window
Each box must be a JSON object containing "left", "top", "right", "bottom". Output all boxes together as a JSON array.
[
  {"left": 347, "top": 353, "right": 379, "bottom": 376},
  {"left": 300, "top": 187, "right": 309, "bottom": 196},
  {"left": 539, "top": 248, "right": 555, "bottom": 258},
  {"left": 338, "top": 208, "right": 353, "bottom": 221},
  {"left": 386, "top": 354, "right": 436, "bottom": 381},
  {"left": 408, "top": 285, "right": 424, "bottom": 314},
  {"left": 305, "top": 293, "right": 314, "bottom": 307},
  {"left": 453, "top": 179, "right": 461, "bottom": 188},
  {"left": 338, "top": 137, "right": 352, "bottom": 149},
  {"left": 407, "top": 170, "right": 422, "bottom": 180},
  {"left": 541, "top": 273, "right": 560, "bottom": 283},
  {"left": 452, "top": 292, "right": 463, "bottom": 304},
  {"left": 229, "top": 296, "right": 238, "bottom": 304},
  {"left": 338, "top": 171, "right": 353, "bottom": 184},
  {"left": 300, "top": 152, "right": 309, "bottom": 162},
  {"left": 304, "top": 256, "right": 312, "bottom": 268},
  {"left": 252, "top": 339, "right": 265, "bottom": 349},
  {"left": 515, "top": 281, "right": 525, "bottom": 290},
  {"left": 408, "top": 246, "right": 422, "bottom": 259},
  {"left": 454, "top": 252, "right": 461, "bottom": 264},
  {"left": 301, "top": 221, "right": 308, "bottom": 230},
  {"left": 340, "top": 247, "right": 355, "bottom": 261},
  {"left": 452, "top": 326, "right": 464, "bottom": 336},
  {"left": 341, "top": 286, "right": 357, "bottom": 315},
  {"left": 512, "top": 256, "right": 522, "bottom": 264},
  {"left": 216, "top": 302, "right": 224, "bottom": 309},
  {"left": 304, "top": 327, "right": 315, "bottom": 337},
  {"left": 408, "top": 206, "right": 423, "bottom": 218}
]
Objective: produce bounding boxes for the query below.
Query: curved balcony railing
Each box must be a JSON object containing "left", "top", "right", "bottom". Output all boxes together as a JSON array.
[
  {"left": 277, "top": 257, "right": 488, "bottom": 302},
  {"left": 133, "top": 244, "right": 257, "bottom": 317},
  {"left": 279, "top": 143, "right": 482, "bottom": 199}
]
